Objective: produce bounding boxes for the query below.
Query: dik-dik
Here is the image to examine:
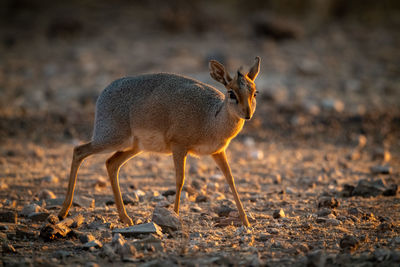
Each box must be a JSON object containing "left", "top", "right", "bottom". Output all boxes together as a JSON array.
[{"left": 59, "top": 57, "right": 261, "bottom": 227}]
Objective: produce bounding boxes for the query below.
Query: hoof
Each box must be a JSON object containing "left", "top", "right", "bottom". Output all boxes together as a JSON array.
[{"left": 120, "top": 216, "right": 134, "bottom": 226}]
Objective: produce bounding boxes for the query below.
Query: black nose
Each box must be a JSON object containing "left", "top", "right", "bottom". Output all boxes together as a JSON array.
[{"left": 245, "top": 115, "right": 251, "bottom": 120}]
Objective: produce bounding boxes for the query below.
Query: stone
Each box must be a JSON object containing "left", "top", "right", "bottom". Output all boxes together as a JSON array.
[
  {"left": 112, "top": 222, "right": 162, "bottom": 237},
  {"left": 321, "top": 98, "right": 344, "bottom": 112},
  {"left": 162, "top": 189, "right": 176, "bottom": 197},
  {"left": 73, "top": 195, "right": 95, "bottom": 208},
  {"left": 383, "top": 184, "right": 398, "bottom": 196},
  {"left": 216, "top": 205, "right": 235, "bottom": 217},
  {"left": 38, "top": 189, "right": 57, "bottom": 200},
  {"left": 41, "top": 175, "right": 59, "bottom": 184},
  {"left": 352, "top": 179, "right": 385, "bottom": 197},
  {"left": 370, "top": 165, "right": 392, "bottom": 175},
  {"left": 318, "top": 196, "right": 339, "bottom": 209},
  {"left": 133, "top": 190, "right": 146, "bottom": 201},
  {"left": 372, "top": 148, "right": 391, "bottom": 162},
  {"left": 28, "top": 212, "right": 50, "bottom": 222},
  {"left": 123, "top": 192, "right": 139, "bottom": 205},
  {"left": 273, "top": 209, "right": 285, "bottom": 219},
  {"left": 100, "top": 244, "right": 118, "bottom": 259},
  {"left": 195, "top": 195, "right": 209, "bottom": 203},
  {"left": 307, "top": 250, "right": 326, "bottom": 267},
  {"left": 2, "top": 243, "right": 16, "bottom": 253},
  {"left": 83, "top": 240, "right": 103, "bottom": 250},
  {"left": 317, "top": 208, "right": 333, "bottom": 217},
  {"left": 132, "top": 234, "right": 164, "bottom": 253},
  {"left": 16, "top": 226, "right": 38, "bottom": 240},
  {"left": 72, "top": 230, "right": 95, "bottom": 243},
  {"left": 45, "top": 198, "right": 64, "bottom": 208},
  {"left": 40, "top": 214, "right": 84, "bottom": 240},
  {"left": 340, "top": 235, "right": 359, "bottom": 252},
  {"left": 0, "top": 211, "right": 17, "bottom": 223},
  {"left": 21, "top": 203, "right": 43, "bottom": 217},
  {"left": 152, "top": 206, "right": 182, "bottom": 231}
]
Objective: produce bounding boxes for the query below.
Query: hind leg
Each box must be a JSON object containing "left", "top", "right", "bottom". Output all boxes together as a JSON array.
[
  {"left": 59, "top": 142, "right": 104, "bottom": 219},
  {"left": 106, "top": 144, "right": 142, "bottom": 225}
]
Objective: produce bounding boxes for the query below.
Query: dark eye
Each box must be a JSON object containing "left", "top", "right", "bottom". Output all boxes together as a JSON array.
[
  {"left": 254, "top": 90, "right": 259, "bottom": 98},
  {"left": 228, "top": 91, "right": 238, "bottom": 102}
]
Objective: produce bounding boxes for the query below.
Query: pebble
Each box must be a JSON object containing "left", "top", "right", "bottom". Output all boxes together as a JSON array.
[
  {"left": 250, "top": 149, "right": 264, "bottom": 160},
  {"left": 73, "top": 230, "right": 95, "bottom": 243},
  {"left": 216, "top": 205, "right": 235, "bottom": 217},
  {"left": 21, "top": 203, "right": 43, "bottom": 217},
  {"left": 112, "top": 222, "right": 163, "bottom": 237},
  {"left": 45, "top": 198, "right": 64, "bottom": 208},
  {"left": 306, "top": 250, "right": 326, "bottom": 267},
  {"left": 38, "top": 189, "right": 57, "bottom": 200},
  {"left": 0, "top": 181, "right": 9, "bottom": 190},
  {"left": 73, "top": 195, "right": 95, "bottom": 208},
  {"left": 41, "top": 175, "right": 59, "bottom": 184},
  {"left": 28, "top": 212, "right": 50, "bottom": 222},
  {"left": 195, "top": 195, "right": 209, "bottom": 203},
  {"left": 370, "top": 165, "right": 392, "bottom": 175},
  {"left": 340, "top": 235, "right": 359, "bottom": 251},
  {"left": 318, "top": 196, "right": 339, "bottom": 209},
  {"left": 372, "top": 148, "right": 391, "bottom": 162},
  {"left": 2, "top": 243, "right": 16, "bottom": 253},
  {"left": 273, "top": 209, "right": 285, "bottom": 219},
  {"left": 83, "top": 240, "right": 103, "bottom": 250},
  {"left": 152, "top": 206, "right": 182, "bottom": 231},
  {"left": 0, "top": 211, "right": 18, "bottom": 223},
  {"left": 162, "top": 189, "right": 176, "bottom": 197},
  {"left": 352, "top": 179, "right": 385, "bottom": 197},
  {"left": 321, "top": 98, "right": 345, "bottom": 112},
  {"left": 134, "top": 190, "right": 146, "bottom": 201},
  {"left": 316, "top": 208, "right": 333, "bottom": 217},
  {"left": 123, "top": 192, "right": 139, "bottom": 205},
  {"left": 383, "top": 184, "right": 398, "bottom": 196}
]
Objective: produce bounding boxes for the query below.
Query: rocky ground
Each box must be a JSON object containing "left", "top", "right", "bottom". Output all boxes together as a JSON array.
[{"left": 0, "top": 2, "right": 400, "bottom": 266}]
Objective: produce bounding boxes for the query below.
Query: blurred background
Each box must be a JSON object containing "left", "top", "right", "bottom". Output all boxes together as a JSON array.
[{"left": 0, "top": 0, "right": 399, "bottom": 149}]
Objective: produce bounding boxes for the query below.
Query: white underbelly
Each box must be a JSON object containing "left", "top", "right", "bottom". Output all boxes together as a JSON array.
[{"left": 135, "top": 130, "right": 170, "bottom": 153}]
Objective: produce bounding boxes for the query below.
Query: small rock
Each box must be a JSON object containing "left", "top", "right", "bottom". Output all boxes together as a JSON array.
[
  {"left": 316, "top": 208, "right": 333, "bottom": 217},
  {"left": 100, "top": 244, "right": 118, "bottom": 259},
  {"left": 268, "top": 228, "right": 279, "bottom": 234},
  {"left": 216, "top": 205, "right": 235, "bottom": 217},
  {"left": 207, "top": 182, "right": 219, "bottom": 192},
  {"left": 318, "top": 196, "right": 339, "bottom": 209},
  {"left": 321, "top": 98, "right": 344, "bottom": 112},
  {"left": 307, "top": 250, "right": 326, "bottom": 267},
  {"left": 378, "top": 222, "right": 394, "bottom": 232},
  {"left": 250, "top": 149, "right": 264, "bottom": 160},
  {"left": 83, "top": 240, "right": 103, "bottom": 250},
  {"left": 47, "top": 214, "right": 59, "bottom": 224},
  {"left": 352, "top": 179, "right": 385, "bottom": 197},
  {"left": 152, "top": 206, "right": 182, "bottom": 231},
  {"left": 256, "top": 233, "right": 270, "bottom": 242},
  {"left": 93, "top": 177, "right": 107, "bottom": 189},
  {"left": 132, "top": 234, "right": 164, "bottom": 253},
  {"left": 273, "top": 209, "right": 285, "bottom": 219},
  {"left": 383, "top": 184, "right": 398, "bottom": 196},
  {"left": 52, "top": 250, "right": 71, "bottom": 260},
  {"left": 372, "top": 148, "right": 391, "bottom": 162},
  {"left": 2, "top": 243, "right": 16, "bottom": 253},
  {"left": 162, "top": 189, "right": 176, "bottom": 197},
  {"left": 21, "top": 204, "right": 43, "bottom": 217},
  {"left": 28, "top": 212, "right": 50, "bottom": 222},
  {"left": 340, "top": 235, "right": 359, "bottom": 251},
  {"left": 72, "top": 230, "right": 95, "bottom": 243},
  {"left": 273, "top": 174, "right": 282, "bottom": 184},
  {"left": 16, "top": 226, "right": 38, "bottom": 240},
  {"left": 195, "top": 195, "right": 209, "bottom": 203},
  {"left": 38, "top": 189, "right": 57, "bottom": 200},
  {"left": 370, "top": 165, "right": 392, "bottom": 175},
  {"left": 44, "top": 198, "right": 64, "bottom": 208},
  {"left": 357, "top": 135, "right": 367, "bottom": 148},
  {"left": 73, "top": 195, "right": 95, "bottom": 208},
  {"left": 0, "top": 181, "right": 9, "bottom": 190},
  {"left": 123, "top": 192, "right": 139, "bottom": 205},
  {"left": 41, "top": 175, "right": 59, "bottom": 184},
  {"left": 112, "top": 222, "right": 163, "bottom": 237},
  {"left": 0, "top": 211, "right": 18, "bottom": 223},
  {"left": 133, "top": 190, "right": 146, "bottom": 201}
]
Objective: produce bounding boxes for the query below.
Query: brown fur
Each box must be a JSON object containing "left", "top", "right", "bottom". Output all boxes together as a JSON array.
[{"left": 58, "top": 57, "right": 261, "bottom": 227}]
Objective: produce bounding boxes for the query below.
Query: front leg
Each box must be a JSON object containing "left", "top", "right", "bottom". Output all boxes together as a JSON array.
[
  {"left": 172, "top": 145, "right": 188, "bottom": 215},
  {"left": 212, "top": 150, "right": 250, "bottom": 227}
]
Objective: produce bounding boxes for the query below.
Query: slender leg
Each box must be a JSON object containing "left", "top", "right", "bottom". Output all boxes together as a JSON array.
[
  {"left": 59, "top": 142, "right": 101, "bottom": 219},
  {"left": 172, "top": 145, "right": 188, "bottom": 215},
  {"left": 212, "top": 150, "right": 250, "bottom": 227},
  {"left": 106, "top": 146, "right": 142, "bottom": 226}
]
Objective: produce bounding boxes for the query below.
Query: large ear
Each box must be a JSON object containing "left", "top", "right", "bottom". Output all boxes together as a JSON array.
[
  {"left": 247, "top": 56, "right": 260, "bottom": 81},
  {"left": 209, "top": 60, "right": 232, "bottom": 86}
]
